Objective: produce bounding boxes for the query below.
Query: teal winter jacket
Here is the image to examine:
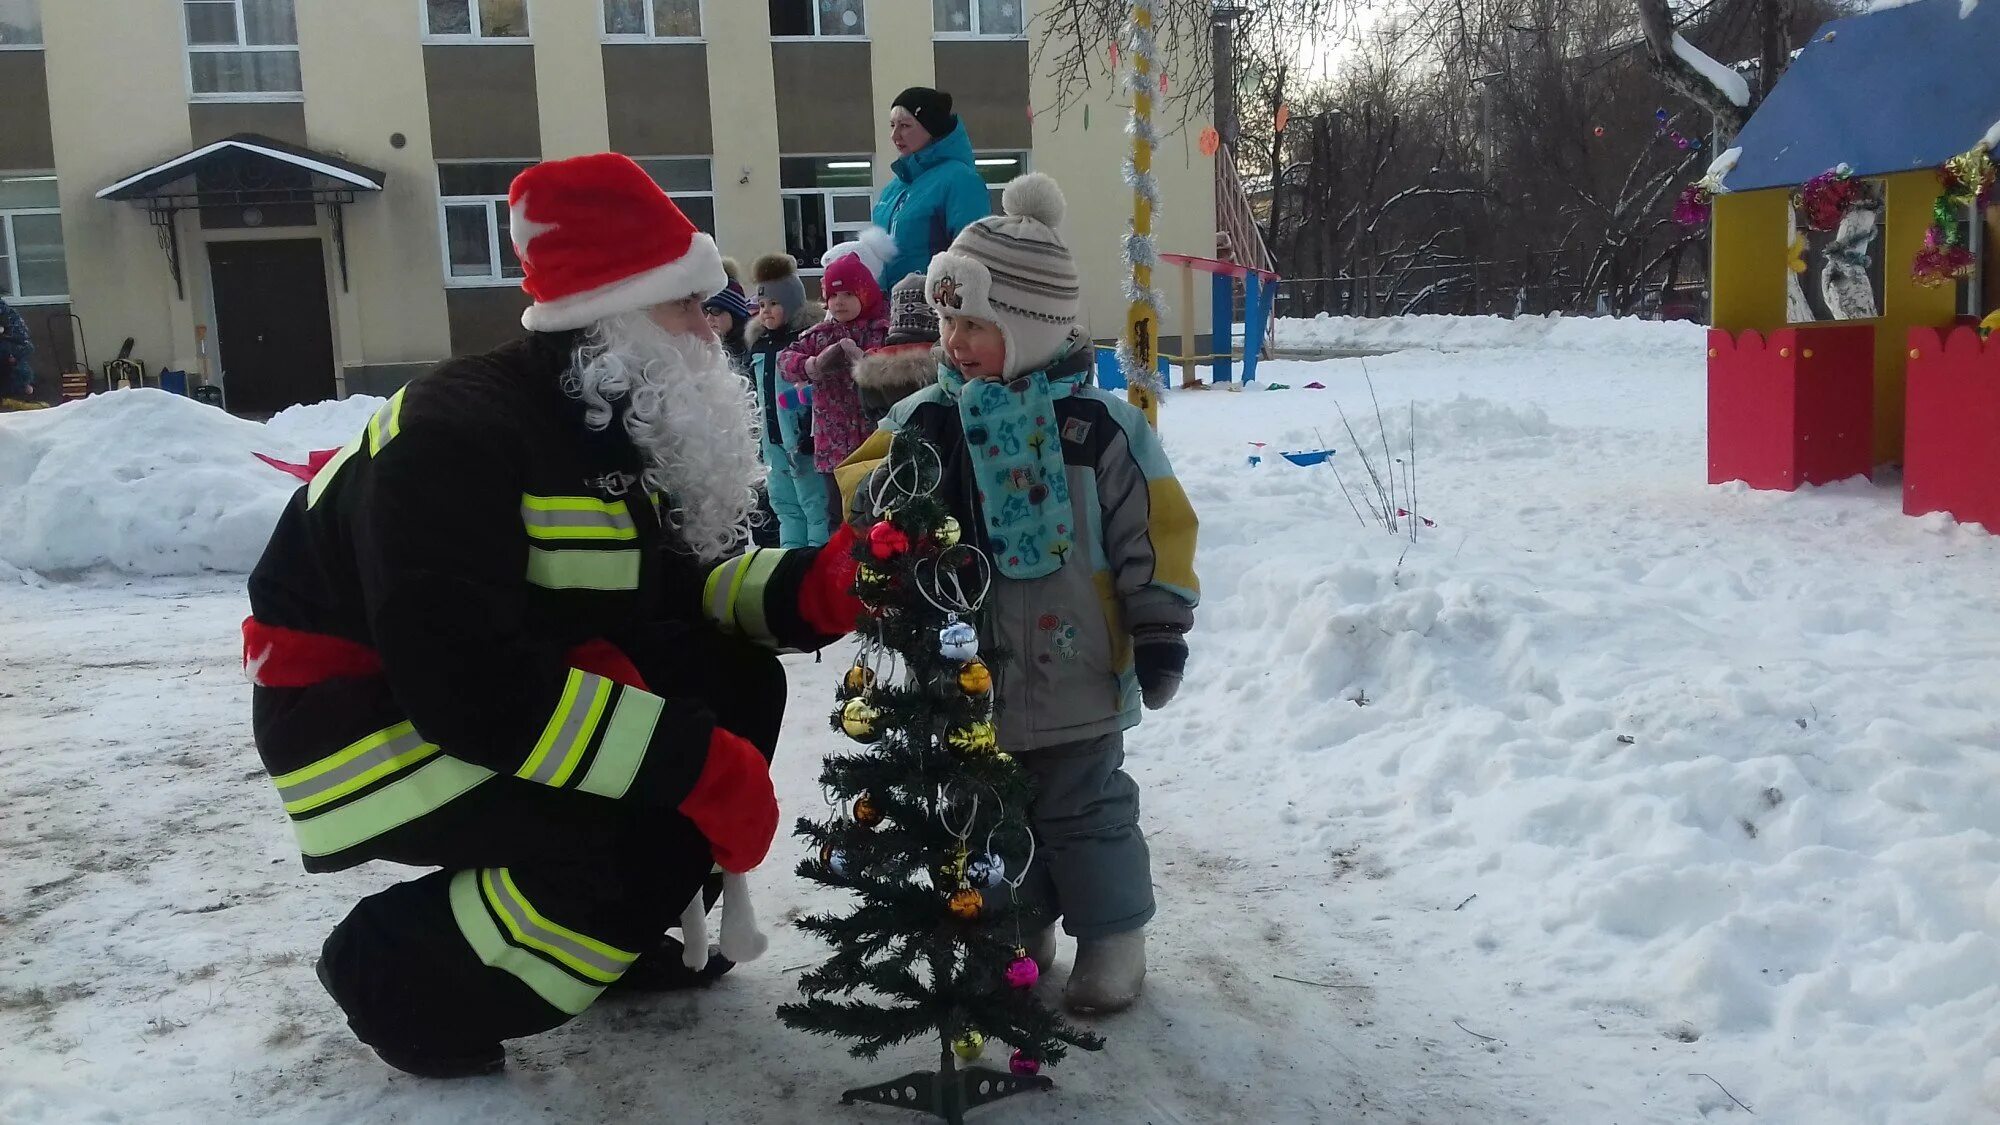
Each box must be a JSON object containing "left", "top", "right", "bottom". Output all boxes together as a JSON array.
[{"left": 871, "top": 122, "right": 992, "bottom": 289}]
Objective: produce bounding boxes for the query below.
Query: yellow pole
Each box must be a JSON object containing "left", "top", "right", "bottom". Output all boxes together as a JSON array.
[{"left": 1122, "top": 0, "right": 1161, "bottom": 428}]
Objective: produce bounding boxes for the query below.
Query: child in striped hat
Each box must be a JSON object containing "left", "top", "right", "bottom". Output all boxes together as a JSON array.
[{"left": 837, "top": 173, "right": 1201, "bottom": 1016}]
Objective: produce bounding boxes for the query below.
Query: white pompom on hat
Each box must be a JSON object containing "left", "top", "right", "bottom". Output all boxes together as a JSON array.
[{"left": 924, "top": 172, "right": 1085, "bottom": 378}]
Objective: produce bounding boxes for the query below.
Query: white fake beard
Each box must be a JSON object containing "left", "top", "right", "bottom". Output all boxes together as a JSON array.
[{"left": 571, "top": 310, "right": 765, "bottom": 561}]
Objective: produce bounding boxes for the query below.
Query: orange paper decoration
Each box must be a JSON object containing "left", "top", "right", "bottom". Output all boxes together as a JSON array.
[
  {"left": 1198, "top": 126, "right": 1221, "bottom": 157},
  {"left": 1275, "top": 103, "right": 1291, "bottom": 133},
  {"left": 1159, "top": 71, "right": 1169, "bottom": 94}
]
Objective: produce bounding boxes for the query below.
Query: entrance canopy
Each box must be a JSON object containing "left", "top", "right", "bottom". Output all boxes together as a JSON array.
[{"left": 97, "top": 133, "right": 385, "bottom": 298}]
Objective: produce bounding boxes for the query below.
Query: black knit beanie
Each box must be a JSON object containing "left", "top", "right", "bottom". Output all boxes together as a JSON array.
[{"left": 892, "top": 87, "right": 957, "bottom": 141}]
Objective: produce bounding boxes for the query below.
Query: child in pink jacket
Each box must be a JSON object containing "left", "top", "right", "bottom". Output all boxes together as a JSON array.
[{"left": 779, "top": 250, "right": 888, "bottom": 525}]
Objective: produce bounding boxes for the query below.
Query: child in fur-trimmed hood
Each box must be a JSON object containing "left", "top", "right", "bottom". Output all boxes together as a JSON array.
[{"left": 852, "top": 273, "right": 940, "bottom": 427}]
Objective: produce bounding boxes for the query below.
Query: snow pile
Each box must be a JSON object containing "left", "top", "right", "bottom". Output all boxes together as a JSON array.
[
  {"left": 0, "top": 389, "right": 380, "bottom": 576},
  {"left": 1273, "top": 311, "right": 1707, "bottom": 355}
]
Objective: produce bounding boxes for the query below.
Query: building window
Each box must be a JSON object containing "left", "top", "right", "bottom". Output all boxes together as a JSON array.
[
  {"left": 780, "top": 156, "right": 873, "bottom": 270},
  {"left": 974, "top": 151, "right": 1029, "bottom": 212},
  {"left": 634, "top": 157, "right": 715, "bottom": 234},
  {"left": 424, "top": 0, "right": 529, "bottom": 41},
  {"left": 0, "top": 0, "right": 42, "bottom": 48},
  {"left": 184, "top": 0, "right": 301, "bottom": 101},
  {"left": 933, "top": 0, "right": 1023, "bottom": 38},
  {"left": 769, "top": 0, "right": 864, "bottom": 38},
  {"left": 437, "top": 161, "right": 532, "bottom": 286},
  {"left": 603, "top": 0, "right": 700, "bottom": 40},
  {"left": 0, "top": 173, "right": 67, "bottom": 303}
]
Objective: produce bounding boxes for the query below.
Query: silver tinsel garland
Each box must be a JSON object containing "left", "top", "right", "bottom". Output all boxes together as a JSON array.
[{"left": 1119, "top": 0, "right": 1163, "bottom": 391}]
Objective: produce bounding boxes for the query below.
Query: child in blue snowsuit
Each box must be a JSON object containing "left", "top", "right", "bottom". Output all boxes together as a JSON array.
[{"left": 748, "top": 254, "right": 829, "bottom": 547}]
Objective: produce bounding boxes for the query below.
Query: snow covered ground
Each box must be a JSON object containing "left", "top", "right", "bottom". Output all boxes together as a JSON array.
[{"left": 5, "top": 317, "right": 2000, "bottom": 1124}]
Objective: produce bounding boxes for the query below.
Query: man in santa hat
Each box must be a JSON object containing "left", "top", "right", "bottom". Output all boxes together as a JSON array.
[{"left": 242, "top": 153, "right": 862, "bottom": 1078}]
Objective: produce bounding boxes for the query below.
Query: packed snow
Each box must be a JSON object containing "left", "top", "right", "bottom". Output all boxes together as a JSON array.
[
  {"left": 0, "top": 390, "right": 381, "bottom": 577},
  {"left": 1270, "top": 311, "right": 1707, "bottom": 358},
  {"left": 5, "top": 318, "right": 2000, "bottom": 1123}
]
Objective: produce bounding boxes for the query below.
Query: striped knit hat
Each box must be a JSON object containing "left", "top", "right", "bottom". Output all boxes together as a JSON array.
[{"left": 925, "top": 173, "right": 1084, "bottom": 378}]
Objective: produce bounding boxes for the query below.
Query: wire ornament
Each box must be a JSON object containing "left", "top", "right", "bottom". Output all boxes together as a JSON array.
[
  {"left": 865, "top": 437, "right": 944, "bottom": 515},
  {"left": 913, "top": 547, "right": 993, "bottom": 617}
]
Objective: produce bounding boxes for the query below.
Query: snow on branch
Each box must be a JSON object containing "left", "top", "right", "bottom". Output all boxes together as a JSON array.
[{"left": 1671, "top": 33, "right": 1750, "bottom": 108}]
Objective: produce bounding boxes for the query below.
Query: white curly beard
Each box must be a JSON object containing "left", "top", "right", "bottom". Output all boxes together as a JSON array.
[{"left": 571, "top": 311, "right": 765, "bottom": 562}]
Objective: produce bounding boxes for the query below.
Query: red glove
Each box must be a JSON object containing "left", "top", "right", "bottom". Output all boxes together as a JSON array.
[
  {"left": 566, "top": 638, "right": 647, "bottom": 690},
  {"left": 797, "top": 523, "right": 864, "bottom": 637},
  {"left": 678, "top": 728, "right": 778, "bottom": 873}
]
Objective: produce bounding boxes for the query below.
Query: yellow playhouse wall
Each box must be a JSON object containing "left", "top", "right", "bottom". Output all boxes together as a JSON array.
[{"left": 1709, "top": 170, "right": 1958, "bottom": 463}]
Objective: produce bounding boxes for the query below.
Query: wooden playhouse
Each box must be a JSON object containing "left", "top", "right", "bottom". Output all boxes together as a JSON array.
[{"left": 1703, "top": 0, "right": 2000, "bottom": 521}]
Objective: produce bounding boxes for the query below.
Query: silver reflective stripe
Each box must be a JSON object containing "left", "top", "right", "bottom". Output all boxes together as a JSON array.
[
  {"left": 519, "top": 502, "right": 637, "bottom": 540},
  {"left": 277, "top": 726, "right": 430, "bottom": 809},
  {"left": 518, "top": 672, "right": 611, "bottom": 787},
  {"left": 482, "top": 869, "right": 635, "bottom": 981}
]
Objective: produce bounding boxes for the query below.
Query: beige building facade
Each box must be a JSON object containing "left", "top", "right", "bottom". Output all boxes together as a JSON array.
[{"left": 1, "top": 0, "right": 1214, "bottom": 410}]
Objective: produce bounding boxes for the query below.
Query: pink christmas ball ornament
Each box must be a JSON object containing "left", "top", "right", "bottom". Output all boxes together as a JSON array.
[
  {"left": 1004, "top": 955, "right": 1039, "bottom": 989},
  {"left": 1009, "top": 1050, "right": 1041, "bottom": 1076}
]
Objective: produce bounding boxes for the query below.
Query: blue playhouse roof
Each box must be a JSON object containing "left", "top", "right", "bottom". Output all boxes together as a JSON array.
[{"left": 1721, "top": 0, "right": 2000, "bottom": 193}]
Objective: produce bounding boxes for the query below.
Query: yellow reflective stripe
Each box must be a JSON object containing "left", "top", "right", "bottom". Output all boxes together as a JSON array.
[
  {"left": 290, "top": 756, "right": 495, "bottom": 857},
  {"left": 575, "top": 688, "right": 663, "bottom": 800},
  {"left": 702, "top": 557, "right": 740, "bottom": 633},
  {"left": 367, "top": 388, "right": 406, "bottom": 455},
  {"left": 448, "top": 871, "right": 604, "bottom": 1015},
  {"left": 520, "top": 495, "right": 638, "bottom": 542},
  {"left": 732, "top": 548, "right": 788, "bottom": 643},
  {"left": 526, "top": 548, "right": 641, "bottom": 591},
  {"left": 483, "top": 868, "right": 637, "bottom": 982},
  {"left": 305, "top": 430, "right": 366, "bottom": 509},
  {"left": 518, "top": 671, "right": 612, "bottom": 788},
  {"left": 275, "top": 723, "right": 439, "bottom": 815}
]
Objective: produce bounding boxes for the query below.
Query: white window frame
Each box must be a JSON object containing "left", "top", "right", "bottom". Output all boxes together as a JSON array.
[
  {"left": 601, "top": 0, "right": 703, "bottom": 43},
  {"left": 436, "top": 161, "right": 531, "bottom": 289},
  {"left": 779, "top": 154, "right": 874, "bottom": 275},
  {"left": 0, "top": 0, "right": 43, "bottom": 50},
  {"left": 769, "top": 0, "right": 867, "bottom": 41},
  {"left": 0, "top": 175, "right": 68, "bottom": 305},
  {"left": 932, "top": 0, "right": 1027, "bottom": 41},
  {"left": 420, "top": 0, "right": 533, "bottom": 43},
  {"left": 974, "top": 150, "right": 1030, "bottom": 210},
  {"left": 183, "top": 0, "right": 303, "bottom": 104}
]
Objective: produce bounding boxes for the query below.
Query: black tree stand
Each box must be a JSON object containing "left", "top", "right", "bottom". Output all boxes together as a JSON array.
[{"left": 840, "top": 1044, "right": 1053, "bottom": 1124}]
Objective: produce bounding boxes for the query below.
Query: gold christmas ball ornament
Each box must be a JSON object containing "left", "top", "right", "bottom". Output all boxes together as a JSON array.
[
  {"left": 938, "top": 517, "right": 963, "bottom": 547},
  {"left": 852, "top": 793, "right": 884, "bottom": 827},
  {"left": 952, "top": 1031, "right": 985, "bottom": 1060},
  {"left": 840, "top": 698, "right": 882, "bottom": 742},
  {"left": 947, "top": 887, "right": 984, "bottom": 920},
  {"left": 842, "top": 663, "right": 876, "bottom": 696},
  {"left": 947, "top": 722, "right": 998, "bottom": 756},
  {"left": 957, "top": 660, "right": 992, "bottom": 696}
]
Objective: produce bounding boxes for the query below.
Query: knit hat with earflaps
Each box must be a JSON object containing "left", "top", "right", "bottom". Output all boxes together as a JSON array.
[
  {"left": 924, "top": 173, "right": 1085, "bottom": 378},
  {"left": 884, "top": 273, "right": 939, "bottom": 347},
  {"left": 751, "top": 253, "right": 808, "bottom": 321}
]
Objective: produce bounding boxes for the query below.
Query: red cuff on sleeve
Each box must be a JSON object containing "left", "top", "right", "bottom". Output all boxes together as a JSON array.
[{"left": 797, "top": 523, "right": 863, "bottom": 637}]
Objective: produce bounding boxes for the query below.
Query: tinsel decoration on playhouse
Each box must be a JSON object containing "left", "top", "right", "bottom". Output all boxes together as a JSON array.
[
  {"left": 1794, "top": 166, "right": 1868, "bottom": 232},
  {"left": 1117, "top": 0, "right": 1166, "bottom": 426},
  {"left": 1911, "top": 143, "right": 1995, "bottom": 288},
  {"left": 778, "top": 432, "right": 1101, "bottom": 1124}
]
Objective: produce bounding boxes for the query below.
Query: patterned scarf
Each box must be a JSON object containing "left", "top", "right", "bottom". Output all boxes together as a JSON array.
[{"left": 940, "top": 365, "right": 1077, "bottom": 580}]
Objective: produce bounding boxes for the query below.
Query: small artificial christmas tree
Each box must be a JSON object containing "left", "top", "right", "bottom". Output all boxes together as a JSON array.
[{"left": 778, "top": 432, "right": 1102, "bottom": 1123}]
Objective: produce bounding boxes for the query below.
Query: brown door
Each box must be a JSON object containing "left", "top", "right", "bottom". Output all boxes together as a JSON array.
[{"left": 209, "top": 239, "right": 336, "bottom": 416}]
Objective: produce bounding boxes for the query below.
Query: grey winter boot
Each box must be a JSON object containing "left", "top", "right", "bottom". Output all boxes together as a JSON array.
[
  {"left": 1064, "top": 928, "right": 1145, "bottom": 1014},
  {"left": 1023, "top": 923, "right": 1058, "bottom": 973}
]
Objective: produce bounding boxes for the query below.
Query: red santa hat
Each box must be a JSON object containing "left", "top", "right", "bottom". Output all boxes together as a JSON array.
[{"left": 508, "top": 152, "right": 727, "bottom": 333}]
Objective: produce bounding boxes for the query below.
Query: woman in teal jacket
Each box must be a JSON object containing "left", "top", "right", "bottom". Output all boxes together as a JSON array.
[{"left": 873, "top": 87, "right": 992, "bottom": 289}]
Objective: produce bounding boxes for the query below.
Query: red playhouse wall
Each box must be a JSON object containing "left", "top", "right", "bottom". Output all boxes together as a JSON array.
[
  {"left": 1903, "top": 326, "right": 2000, "bottom": 528},
  {"left": 1707, "top": 326, "right": 1874, "bottom": 490}
]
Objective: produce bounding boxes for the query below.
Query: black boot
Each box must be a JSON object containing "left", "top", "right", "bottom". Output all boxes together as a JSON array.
[
  {"left": 610, "top": 934, "right": 735, "bottom": 992},
  {"left": 316, "top": 957, "right": 504, "bottom": 1079}
]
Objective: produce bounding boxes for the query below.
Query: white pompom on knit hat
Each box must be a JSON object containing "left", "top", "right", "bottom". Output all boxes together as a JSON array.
[
  {"left": 924, "top": 173, "right": 1085, "bottom": 378},
  {"left": 508, "top": 152, "right": 727, "bottom": 333}
]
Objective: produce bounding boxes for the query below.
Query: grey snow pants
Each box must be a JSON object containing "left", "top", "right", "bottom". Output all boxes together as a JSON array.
[{"left": 1014, "top": 732, "right": 1156, "bottom": 940}]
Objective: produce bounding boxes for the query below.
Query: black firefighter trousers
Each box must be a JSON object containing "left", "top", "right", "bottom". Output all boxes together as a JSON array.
[{"left": 262, "top": 631, "right": 785, "bottom": 1056}]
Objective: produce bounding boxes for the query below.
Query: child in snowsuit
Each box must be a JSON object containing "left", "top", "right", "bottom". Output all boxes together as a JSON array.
[
  {"left": 748, "top": 254, "right": 829, "bottom": 548},
  {"left": 780, "top": 250, "right": 887, "bottom": 529},
  {"left": 852, "top": 273, "right": 941, "bottom": 428},
  {"left": 0, "top": 298, "right": 35, "bottom": 403},
  {"left": 838, "top": 173, "right": 1199, "bottom": 1015}
]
